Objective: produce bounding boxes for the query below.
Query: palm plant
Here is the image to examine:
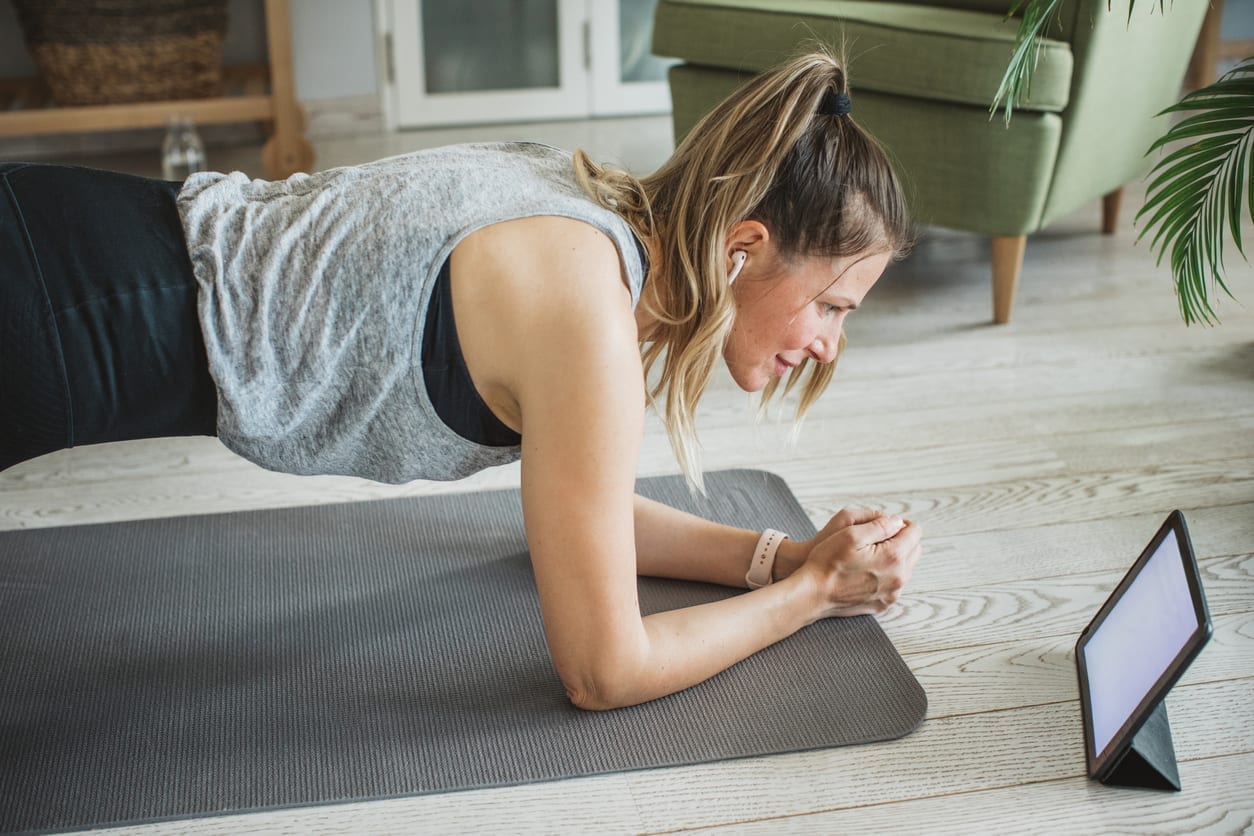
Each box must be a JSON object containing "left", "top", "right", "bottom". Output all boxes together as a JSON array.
[{"left": 993, "top": 1, "right": 1253, "bottom": 325}]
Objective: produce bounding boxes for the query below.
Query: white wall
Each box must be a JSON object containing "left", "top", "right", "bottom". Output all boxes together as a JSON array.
[{"left": 290, "top": 0, "right": 377, "bottom": 99}]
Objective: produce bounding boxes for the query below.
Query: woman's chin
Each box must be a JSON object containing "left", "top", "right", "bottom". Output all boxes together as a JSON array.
[
  {"left": 729, "top": 369, "right": 768, "bottom": 393},
  {"left": 723, "top": 355, "right": 770, "bottom": 393}
]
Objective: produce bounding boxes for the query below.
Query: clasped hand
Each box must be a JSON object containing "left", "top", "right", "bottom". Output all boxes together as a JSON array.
[{"left": 788, "top": 508, "right": 922, "bottom": 620}]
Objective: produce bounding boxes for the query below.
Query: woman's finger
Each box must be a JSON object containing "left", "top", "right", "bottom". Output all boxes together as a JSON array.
[
  {"left": 814, "top": 508, "right": 895, "bottom": 544},
  {"left": 849, "top": 514, "right": 905, "bottom": 547}
]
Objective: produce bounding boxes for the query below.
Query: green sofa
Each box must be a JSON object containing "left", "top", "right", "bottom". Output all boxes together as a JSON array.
[{"left": 652, "top": 0, "right": 1209, "bottom": 322}]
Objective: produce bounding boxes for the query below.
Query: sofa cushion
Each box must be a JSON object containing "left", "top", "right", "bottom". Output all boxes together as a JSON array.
[{"left": 653, "top": 0, "right": 1073, "bottom": 113}]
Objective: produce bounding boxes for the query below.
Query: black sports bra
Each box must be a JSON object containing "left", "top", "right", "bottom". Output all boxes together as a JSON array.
[
  {"left": 421, "top": 239, "right": 649, "bottom": 447},
  {"left": 421, "top": 257, "right": 520, "bottom": 447}
]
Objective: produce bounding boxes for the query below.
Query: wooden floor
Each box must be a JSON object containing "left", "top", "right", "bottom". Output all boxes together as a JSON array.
[{"left": 2, "top": 118, "right": 1252, "bottom": 834}]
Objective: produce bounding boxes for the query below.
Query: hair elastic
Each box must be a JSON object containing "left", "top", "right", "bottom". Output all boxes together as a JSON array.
[{"left": 818, "top": 90, "right": 852, "bottom": 116}]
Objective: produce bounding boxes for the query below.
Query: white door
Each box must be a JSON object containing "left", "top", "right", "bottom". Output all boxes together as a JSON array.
[{"left": 385, "top": 0, "right": 676, "bottom": 128}]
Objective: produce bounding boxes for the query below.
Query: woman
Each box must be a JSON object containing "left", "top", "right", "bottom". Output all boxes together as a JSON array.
[{"left": 1, "top": 51, "right": 921, "bottom": 710}]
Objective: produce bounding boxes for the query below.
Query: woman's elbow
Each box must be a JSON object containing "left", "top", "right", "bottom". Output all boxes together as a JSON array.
[
  {"left": 559, "top": 655, "right": 642, "bottom": 711},
  {"left": 564, "top": 677, "right": 610, "bottom": 711}
]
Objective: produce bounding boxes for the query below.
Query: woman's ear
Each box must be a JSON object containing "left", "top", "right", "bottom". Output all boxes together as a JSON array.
[{"left": 725, "top": 220, "right": 770, "bottom": 256}]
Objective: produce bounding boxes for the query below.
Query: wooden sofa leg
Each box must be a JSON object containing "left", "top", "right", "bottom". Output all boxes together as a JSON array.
[
  {"left": 992, "top": 235, "right": 1026, "bottom": 324},
  {"left": 1102, "top": 188, "right": 1123, "bottom": 234}
]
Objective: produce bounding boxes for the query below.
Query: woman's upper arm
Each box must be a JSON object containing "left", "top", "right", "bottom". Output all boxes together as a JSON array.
[{"left": 480, "top": 219, "right": 649, "bottom": 705}]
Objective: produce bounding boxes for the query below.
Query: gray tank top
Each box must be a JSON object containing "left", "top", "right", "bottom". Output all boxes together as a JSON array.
[{"left": 178, "top": 142, "right": 647, "bottom": 483}]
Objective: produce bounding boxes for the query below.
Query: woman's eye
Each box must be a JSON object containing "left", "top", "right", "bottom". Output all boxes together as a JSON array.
[{"left": 822, "top": 303, "right": 844, "bottom": 317}]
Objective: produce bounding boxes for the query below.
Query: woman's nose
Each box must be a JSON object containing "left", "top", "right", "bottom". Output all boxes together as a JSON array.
[{"left": 810, "top": 331, "right": 840, "bottom": 364}]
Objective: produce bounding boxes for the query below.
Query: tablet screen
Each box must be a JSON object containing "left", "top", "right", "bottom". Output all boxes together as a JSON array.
[{"left": 1079, "top": 517, "right": 1208, "bottom": 767}]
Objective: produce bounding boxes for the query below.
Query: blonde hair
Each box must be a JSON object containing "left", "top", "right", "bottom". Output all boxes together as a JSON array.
[{"left": 574, "top": 49, "right": 911, "bottom": 487}]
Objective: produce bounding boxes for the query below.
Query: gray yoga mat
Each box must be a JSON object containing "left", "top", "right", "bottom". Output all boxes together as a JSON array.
[{"left": 0, "top": 468, "right": 925, "bottom": 834}]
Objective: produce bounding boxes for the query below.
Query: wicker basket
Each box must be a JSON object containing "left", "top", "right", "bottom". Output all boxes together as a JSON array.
[{"left": 12, "top": 0, "right": 229, "bottom": 107}]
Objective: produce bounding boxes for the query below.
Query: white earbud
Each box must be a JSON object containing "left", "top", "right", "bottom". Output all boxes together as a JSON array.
[{"left": 728, "top": 250, "right": 748, "bottom": 285}]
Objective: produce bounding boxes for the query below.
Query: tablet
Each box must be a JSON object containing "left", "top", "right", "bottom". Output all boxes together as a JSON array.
[{"left": 1075, "top": 510, "right": 1211, "bottom": 783}]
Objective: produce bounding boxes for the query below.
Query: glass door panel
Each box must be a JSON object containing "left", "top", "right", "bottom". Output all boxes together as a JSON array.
[
  {"left": 391, "top": 0, "right": 589, "bottom": 127},
  {"left": 421, "top": 2, "right": 560, "bottom": 93}
]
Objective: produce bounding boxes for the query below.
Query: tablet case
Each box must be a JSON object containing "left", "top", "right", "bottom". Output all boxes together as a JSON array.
[{"left": 1100, "top": 700, "right": 1182, "bottom": 791}]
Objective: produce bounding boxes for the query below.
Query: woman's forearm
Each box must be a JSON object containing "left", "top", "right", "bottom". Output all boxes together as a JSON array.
[
  {"left": 553, "top": 495, "right": 818, "bottom": 710},
  {"left": 574, "top": 507, "right": 921, "bottom": 710},
  {"left": 574, "top": 572, "right": 820, "bottom": 710},
  {"left": 633, "top": 493, "right": 805, "bottom": 587}
]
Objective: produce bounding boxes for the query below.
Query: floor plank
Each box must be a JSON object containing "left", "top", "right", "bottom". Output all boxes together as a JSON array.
[
  {"left": 698, "top": 752, "right": 1254, "bottom": 835},
  {"left": 906, "top": 611, "right": 1254, "bottom": 718},
  {"left": 906, "top": 504, "right": 1254, "bottom": 594},
  {"left": 796, "top": 459, "right": 1254, "bottom": 539},
  {"left": 880, "top": 551, "right": 1251, "bottom": 655},
  {"left": 624, "top": 678, "right": 1254, "bottom": 832}
]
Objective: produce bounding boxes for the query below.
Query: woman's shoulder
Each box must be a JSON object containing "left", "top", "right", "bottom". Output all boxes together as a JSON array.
[
  {"left": 455, "top": 215, "right": 633, "bottom": 320},
  {"left": 452, "top": 215, "right": 640, "bottom": 373}
]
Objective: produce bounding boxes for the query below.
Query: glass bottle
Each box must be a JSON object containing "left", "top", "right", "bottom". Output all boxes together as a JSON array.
[{"left": 161, "top": 116, "right": 207, "bottom": 182}]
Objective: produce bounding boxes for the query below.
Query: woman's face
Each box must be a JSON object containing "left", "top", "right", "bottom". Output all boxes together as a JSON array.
[{"left": 723, "top": 225, "right": 889, "bottom": 393}]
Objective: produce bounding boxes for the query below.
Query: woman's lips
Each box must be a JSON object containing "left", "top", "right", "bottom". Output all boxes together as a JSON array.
[{"left": 774, "top": 356, "right": 794, "bottom": 377}]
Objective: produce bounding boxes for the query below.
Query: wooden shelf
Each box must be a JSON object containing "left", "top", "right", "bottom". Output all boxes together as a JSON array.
[{"left": 0, "top": 0, "right": 312, "bottom": 178}]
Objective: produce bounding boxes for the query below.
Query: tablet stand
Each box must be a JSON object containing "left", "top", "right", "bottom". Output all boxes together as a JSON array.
[{"left": 1101, "top": 700, "right": 1181, "bottom": 791}]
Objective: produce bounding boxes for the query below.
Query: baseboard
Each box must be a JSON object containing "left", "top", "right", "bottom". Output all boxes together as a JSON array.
[
  {"left": 303, "top": 93, "right": 384, "bottom": 139},
  {"left": 0, "top": 93, "right": 382, "bottom": 161}
]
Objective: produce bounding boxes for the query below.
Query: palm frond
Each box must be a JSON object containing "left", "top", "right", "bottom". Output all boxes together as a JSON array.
[
  {"left": 990, "top": 0, "right": 1061, "bottom": 124},
  {"left": 1135, "top": 58, "right": 1254, "bottom": 325},
  {"left": 992, "top": 0, "right": 1167, "bottom": 125}
]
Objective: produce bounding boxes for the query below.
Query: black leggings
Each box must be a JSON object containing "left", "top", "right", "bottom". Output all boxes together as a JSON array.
[{"left": 0, "top": 162, "right": 216, "bottom": 472}]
